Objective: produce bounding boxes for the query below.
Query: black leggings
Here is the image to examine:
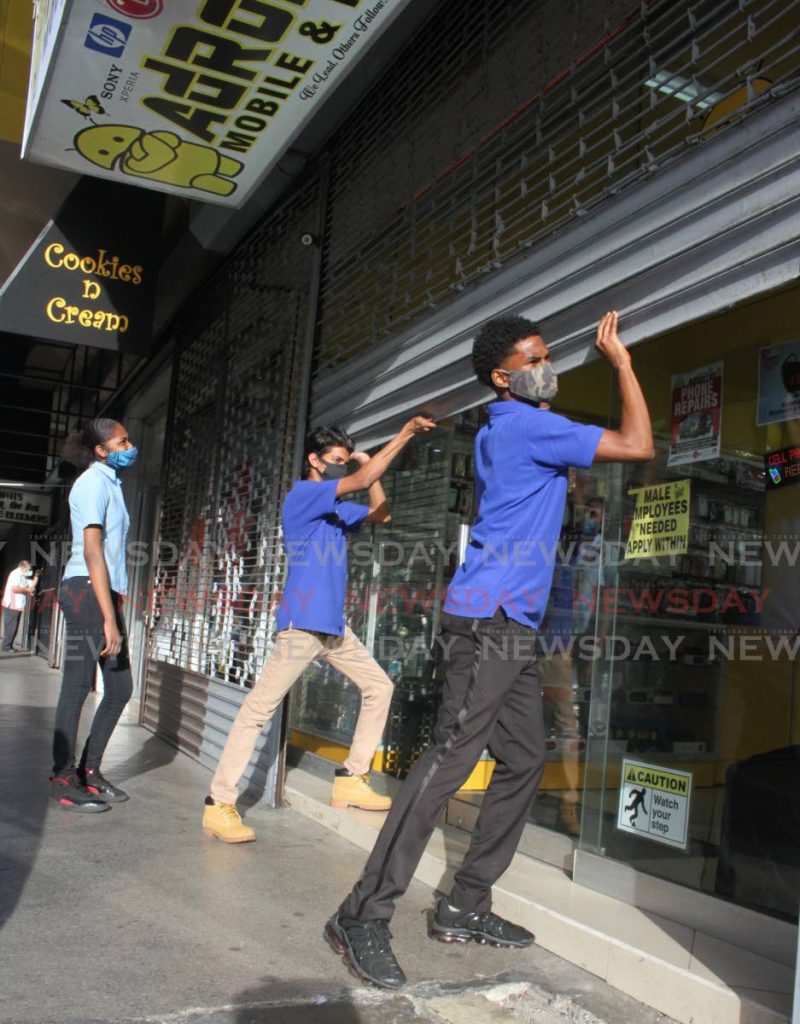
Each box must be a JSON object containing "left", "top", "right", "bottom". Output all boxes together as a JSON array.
[{"left": 52, "top": 577, "right": 133, "bottom": 775}]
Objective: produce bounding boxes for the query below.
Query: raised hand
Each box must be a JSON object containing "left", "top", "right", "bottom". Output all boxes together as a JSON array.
[
  {"left": 403, "top": 415, "right": 437, "bottom": 436},
  {"left": 595, "top": 311, "right": 631, "bottom": 371}
]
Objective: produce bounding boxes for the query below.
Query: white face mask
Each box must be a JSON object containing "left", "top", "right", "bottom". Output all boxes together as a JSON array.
[{"left": 503, "top": 362, "right": 559, "bottom": 403}]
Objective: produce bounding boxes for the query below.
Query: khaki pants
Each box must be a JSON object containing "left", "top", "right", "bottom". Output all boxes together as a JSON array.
[
  {"left": 540, "top": 653, "right": 580, "bottom": 803},
  {"left": 210, "top": 627, "right": 393, "bottom": 804}
]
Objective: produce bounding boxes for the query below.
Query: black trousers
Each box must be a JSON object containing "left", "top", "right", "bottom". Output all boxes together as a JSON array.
[
  {"left": 340, "top": 607, "right": 545, "bottom": 922},
  {"left": 2, "top": 607, "right": 22, "bottom": 649},
  {"left": 52, "top": 577, "right": 133, "bottom": 775}
]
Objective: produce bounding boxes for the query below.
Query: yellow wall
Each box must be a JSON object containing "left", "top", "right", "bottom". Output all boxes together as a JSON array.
[{"left": 0, "top": 1, "right": 32, "bottom": 144}]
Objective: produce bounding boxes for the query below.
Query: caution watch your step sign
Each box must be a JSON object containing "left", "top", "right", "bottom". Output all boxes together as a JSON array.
[{"left": 617, "top": 759, "right": 693, "bottom": 849}]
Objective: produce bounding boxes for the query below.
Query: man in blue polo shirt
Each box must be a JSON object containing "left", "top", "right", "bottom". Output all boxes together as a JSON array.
[
  {"left": 203, "top": 415, "right": 435, "bottom": 843},
  {"left": 327, "top": 310, "right": 654, "bottom": 988}
]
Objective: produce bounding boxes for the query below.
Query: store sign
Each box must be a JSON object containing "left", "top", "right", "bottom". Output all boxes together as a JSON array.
[
  {"left": 757, "top": 339, "right": 800, "bottom": 426},
  {"left": 0, "top": 489, "right": 52, "bottom": 527},
  {"left": 617, "top": 759, "right": 692, "bottom": 850},
  {"left": 765, "top": 445, "right": 800, "bottom": 490},
  {"left": 667, "top": 362, "right": 722, "bottom": 467},
  {"left": 21, "top": 0, "right": 413, "bottom": 207},
  {"left": 0, "top": 178, "right": 162, "bottom": 355},
  {"left": 625, "top": 479, "right": 691, "bottom": 559},
  {"left": 22, "top": 0, "right": 68, "bottom": 147}
]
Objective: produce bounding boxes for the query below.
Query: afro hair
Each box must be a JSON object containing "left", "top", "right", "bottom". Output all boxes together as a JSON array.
[{"left": 471, "top": 316, "right": 542, "bottom": 389}]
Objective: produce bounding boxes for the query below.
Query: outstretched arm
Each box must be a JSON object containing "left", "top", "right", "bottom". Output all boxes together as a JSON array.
[
  {"left": 593, "top": 312, "right": 655, "bottom": 463},
  {"left": 350, "top": 452, "right": 391, "bottom": 523},
  {"left": 336, "top": 416, "right": 436, "bottom": 498}
]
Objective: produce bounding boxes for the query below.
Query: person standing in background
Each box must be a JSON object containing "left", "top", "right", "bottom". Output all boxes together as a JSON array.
[
  {"left": 2, "top": 561, "right": 37, "bottom": 651},
  {"left": 50, "top": 418, "right": 138, "bottom": 813}
]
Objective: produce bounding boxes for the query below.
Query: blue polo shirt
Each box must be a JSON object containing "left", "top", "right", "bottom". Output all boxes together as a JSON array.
[
  {"left": 63, "top": 461, "right": 130, "bottom": 595},
  {"left": 444, "top": 402, "right": 603, "bottom": 629},
  {"left": 275, "top": 479, "right": 370, "bottom": 636}
]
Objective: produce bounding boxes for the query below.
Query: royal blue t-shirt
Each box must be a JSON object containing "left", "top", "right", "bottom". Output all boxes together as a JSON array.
[
  {"left": 444, "top": 402, "right": 603, "bottom": 629},
  {"left": 275, "top": 479, "right": 370, "bottom": 636}
]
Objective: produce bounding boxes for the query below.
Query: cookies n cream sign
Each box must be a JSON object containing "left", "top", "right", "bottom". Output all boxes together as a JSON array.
[{"left": 22, "top": 0, "right": 411, "bottom": 206}]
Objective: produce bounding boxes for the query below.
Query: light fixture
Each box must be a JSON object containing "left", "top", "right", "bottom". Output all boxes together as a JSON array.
[{"left": 644, "top": 70, "right": 725, "bottom": 110}]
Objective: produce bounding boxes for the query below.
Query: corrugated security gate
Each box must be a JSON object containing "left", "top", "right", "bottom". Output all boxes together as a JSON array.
[
  {"left": 310, "top": 0, "right": 800, "bottom": 439},
  {"left": 294, "top": 0, "right": 800, "bottom": 775},
  {"left": 140, "top": 0, "right": 800, "bottom": 800},
  {"left": 141, "top": 174, "right": 323, "bottom": 803}
]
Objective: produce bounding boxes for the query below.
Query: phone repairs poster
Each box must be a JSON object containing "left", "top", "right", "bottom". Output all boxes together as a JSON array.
[{"left": 667, "top": 362, "right": 722, "bottom": 467}]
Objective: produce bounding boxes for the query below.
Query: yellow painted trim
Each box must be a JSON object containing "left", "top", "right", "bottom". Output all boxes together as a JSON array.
[
  {"left": 289, "top": 731, "right": 721, "bottom": 793},
  {"left": 458, "top": 760, "right": 495, "bottom": 791},
  {"left": 288, "top": 730, "right": 349, "bottom": 766}
]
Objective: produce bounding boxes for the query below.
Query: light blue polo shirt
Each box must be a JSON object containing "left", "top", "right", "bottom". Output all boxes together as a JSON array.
[
  {"left": 444, "top": 402, "right": 603, "bottom": 629},
  {"left": 63, "top": 461, "right": 130, "bottom": 595},
  {"left": 275, "top": 479, "right": 370, "bottom": 636}
]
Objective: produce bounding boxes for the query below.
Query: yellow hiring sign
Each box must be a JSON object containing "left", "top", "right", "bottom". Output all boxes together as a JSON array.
[{"left": 625, "top": 479, "right": 691, "bottom": 559}]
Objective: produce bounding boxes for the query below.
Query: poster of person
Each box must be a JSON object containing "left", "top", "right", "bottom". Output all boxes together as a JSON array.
[
  {"left": 667, "top": 362, "right": 723, "bottom": 467},
  {"left": 757, "top": 339, "right": 800, "bottom": 426}
]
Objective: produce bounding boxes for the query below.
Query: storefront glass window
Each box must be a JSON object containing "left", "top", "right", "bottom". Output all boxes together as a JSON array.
[
  {"left": 290, "top": 285, "right": 799, "bottom": 922},
  {"left": 578, "top": 286, "right": 800, "bottom": 922}
]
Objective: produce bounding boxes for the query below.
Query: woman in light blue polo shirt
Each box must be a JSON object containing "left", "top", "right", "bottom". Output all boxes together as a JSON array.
[{"left": 51, "top": 418, "right": 137, "bottom": 813}]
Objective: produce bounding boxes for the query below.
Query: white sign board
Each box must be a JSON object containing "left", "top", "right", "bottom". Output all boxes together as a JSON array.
[
  {"left": 0, "top": 489, "right": 52, "bottom": 528},
  {"left": 24, "top": 0, "right": 69, "bottom": 148},
  {"left": 617, "top": 759, "right": 692, "bottom": 850},
  {"left": 22, "top": 0, "right": 413, "bottom": 206}
]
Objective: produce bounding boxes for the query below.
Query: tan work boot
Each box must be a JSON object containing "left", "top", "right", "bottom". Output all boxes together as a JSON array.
[
  {"left": 560, "top": 798, "right": 581, "bottom": 837},
  {"left": 202, "top": 798, "right": 256, "bottom": 843},
  {"left": 331, "top": 769, "right": 392, "bottom": 811}
]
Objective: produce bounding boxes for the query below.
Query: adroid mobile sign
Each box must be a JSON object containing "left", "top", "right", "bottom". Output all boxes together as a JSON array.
[{"left": 22, "top": 0, "right": 413, "bottom": 206}]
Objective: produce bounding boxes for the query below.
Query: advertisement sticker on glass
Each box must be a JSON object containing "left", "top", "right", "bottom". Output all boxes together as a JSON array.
[
  {"left": 757, "top": 340, "right": 800, "bottom": 426},
  {"left": 624, "top": 479, "right": 691, "bottom": 560},
  {"left": 667, "top": 362, "right": 723, "bottom": 467},
  {"left": 617, "top": 759, "right": 692, "bottom": 849}
]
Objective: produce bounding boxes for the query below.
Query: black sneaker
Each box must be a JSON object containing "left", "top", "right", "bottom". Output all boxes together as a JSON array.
[
  {"left": 324, "top": 913, "right": 406, "bottom": 989},
  {"left": 80, "top": 768, "right": 129, "bottom": 803},
  {"left": 429, "top": 897, "right": 535, "bottom": 948},
  {"left": 50, "top": 773, "right": 110, "bottom": 813}
]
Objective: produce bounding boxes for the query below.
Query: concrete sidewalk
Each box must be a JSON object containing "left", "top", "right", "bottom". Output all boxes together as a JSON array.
[{"left": 0, "top": 654, "right": 676, "bottom": 1024}]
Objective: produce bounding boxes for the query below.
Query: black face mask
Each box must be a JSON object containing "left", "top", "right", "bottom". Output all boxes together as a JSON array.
[{"left": 319, "top": 459, "right": 348, "bottom": 480}]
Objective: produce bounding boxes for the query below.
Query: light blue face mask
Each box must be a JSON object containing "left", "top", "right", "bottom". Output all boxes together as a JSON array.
[{"left": 105, "top": 446, "right": 139, "bottom": 470}]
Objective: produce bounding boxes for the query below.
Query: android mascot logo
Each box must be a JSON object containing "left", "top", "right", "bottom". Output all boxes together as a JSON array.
[{"left": 73, "top": 123, "right": 244, "bottom": 197}]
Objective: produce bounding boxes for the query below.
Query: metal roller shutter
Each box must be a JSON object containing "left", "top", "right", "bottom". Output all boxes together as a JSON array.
[
  {"left": 142, "top": 173, "right": 324, "bottom": 805},
  {"left": 307, "top": 0, "right": 800, "bottom": 443}
]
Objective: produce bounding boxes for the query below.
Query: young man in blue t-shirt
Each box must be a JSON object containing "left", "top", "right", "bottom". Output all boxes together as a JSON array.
[
  {"left": 327, "top": 311, "right": 654, "bottom": 988},
  {"left": 203, "top": 416, "right": 435, "bottom": 842}
]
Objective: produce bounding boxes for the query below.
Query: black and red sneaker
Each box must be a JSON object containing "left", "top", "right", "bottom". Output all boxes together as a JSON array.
[
  {"left": 80, "top": 768, "right": 129, "bottom": 803},
  {"left": 49, "top": 773, "right": 110, "bottom": 813}
]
